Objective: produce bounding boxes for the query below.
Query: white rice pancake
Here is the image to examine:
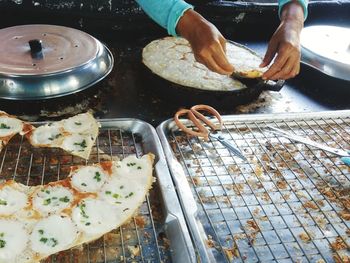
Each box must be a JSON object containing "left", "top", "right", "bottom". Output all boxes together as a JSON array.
[
  {"left": 0, "top": 186, "right": 28, "bottom": 215},
  {"left": 30, "top": 215, "right": 78, "bottom": 255},
  {"left": 142, "top": 37, "right": 268, "bottom": 91},
  {"left": 0, "top": 153, "right": 155, "bottom": 263},
  {"left": 0, "top": 220, "right": 29, "bottom": 262},
  {"left": 28, "top": 112, "right": 99, "bottom": 159},
  {"left": 32, "top": 186, "right": 73, "bottom": 216}
]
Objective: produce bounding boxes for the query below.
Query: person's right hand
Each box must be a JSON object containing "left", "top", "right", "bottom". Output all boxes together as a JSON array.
[{"left": 176, "top": 9, "right": 234, "bottom": 75}]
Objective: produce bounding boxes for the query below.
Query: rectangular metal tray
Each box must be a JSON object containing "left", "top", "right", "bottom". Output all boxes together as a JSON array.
[
  {"left": 0, "top": 118, "right": 196, "bottom": 263},
  {"left": 157, "top": 110, "right": 350, "bottom": 263}
]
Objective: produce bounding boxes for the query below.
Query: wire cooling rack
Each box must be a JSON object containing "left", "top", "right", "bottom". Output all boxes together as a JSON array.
[
  {"left": 0, "top": 124, "right": 172, "bottom": 263},
  {"left": 158, "top": 111, "right": 350, "bottom": 263}
]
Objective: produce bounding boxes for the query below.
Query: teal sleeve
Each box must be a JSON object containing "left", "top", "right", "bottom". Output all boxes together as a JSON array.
[
  {"left": 136, "top": 0, "right": 194, "bottom": 36},
  {"left": 278, "top": 0, "right": 308, "bottom": 20}
]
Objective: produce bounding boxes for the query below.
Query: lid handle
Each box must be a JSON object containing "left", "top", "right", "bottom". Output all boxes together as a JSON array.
[{"left": 29, "top": 39, "right": 43, "bottom": 59}]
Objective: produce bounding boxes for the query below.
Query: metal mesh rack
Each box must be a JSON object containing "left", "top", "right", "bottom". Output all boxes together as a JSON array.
[
  {"left": 0, "top": 121, "right": 179, "bottom": 263},
  {"left": 158, "top": 111, "right": 350, "bottom": 263}
]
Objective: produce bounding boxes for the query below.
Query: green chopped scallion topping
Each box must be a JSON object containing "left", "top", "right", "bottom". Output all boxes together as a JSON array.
[
  {"left": 0, "top": 123, "right": 10, "bottom": 129},
  {"left": 48, "top": 133, "right": 62, "bottom": 141},
  {"left": 43, "top": 198, "right": 51, "bottom": 205},
  {"left": 40, "top": 237, "right": 48, "bottom": 243},
  {"left": 80, "top": 203, "right": 89, "bottom": 219},
  {"left": 59, "top": 196, "right": 70, "bottom": 203},
  {"left": 74, "top": 139, "right": 87, "bottom": 150},
  {"left": 93, "top": 172, "right": 101, "bottom": 182},
  {"left": 0, "top": 239, "right": 6, "bottom": 248},
  {"left": 50, "top": 238, "right": 58, "bottom": 247},
  {"left": 125, "top": 192, "right": 134, "bottom": 198}
]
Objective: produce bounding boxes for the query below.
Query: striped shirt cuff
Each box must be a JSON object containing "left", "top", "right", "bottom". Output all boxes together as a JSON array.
[
  {"left": 167, "top": 1, "right": 194, "bottom": 36},
  {"left": 278, "top": 0, "right": 308, "bottom": 20}
]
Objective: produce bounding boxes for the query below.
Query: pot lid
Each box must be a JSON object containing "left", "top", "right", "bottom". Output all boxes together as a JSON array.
[
  {"left": 0, "top": 24, "right": 113, "bottom": 100},
  {"left": 301, "top": 25, "right": 350, "bottom": 81},
  {"left": 0, "top": 24, "right": 99, "bottom": 75}
]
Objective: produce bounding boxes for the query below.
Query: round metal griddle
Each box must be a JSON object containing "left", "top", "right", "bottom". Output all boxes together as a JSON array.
[
  {"left": 301, "top": 25, "right": 350, "bottom": 81},
  {"left": 0, "top": 24, "right": 114, "bottom": 100},
  {"left": 142, "top": 40, "right": 284, "bottom": 110}
]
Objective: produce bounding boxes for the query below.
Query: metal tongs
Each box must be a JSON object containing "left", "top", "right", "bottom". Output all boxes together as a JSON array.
[
  {"left": 268, "top": 126, "right": 350, "bottom": 166},
  {"left": 174, "top": 105, "right": 247, "bottom": 161}
]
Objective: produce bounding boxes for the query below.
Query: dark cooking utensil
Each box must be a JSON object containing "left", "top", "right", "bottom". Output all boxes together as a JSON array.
[
  {"left": 141, "top": 64, "right": 284, "bottom": 110},
  {"left": 141, "top": 40, "right": 284, "bottom": 110}
]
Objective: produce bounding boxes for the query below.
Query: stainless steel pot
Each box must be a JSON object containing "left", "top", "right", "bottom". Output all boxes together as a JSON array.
[{"left": 0, "top": 24, "right": 114, "bottom": 100}]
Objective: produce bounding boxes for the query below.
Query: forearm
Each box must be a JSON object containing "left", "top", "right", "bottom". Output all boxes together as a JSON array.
[
  {"left": 136, "top": 0, "right": 193, "bottom": 36},
  {"left": 278, "top": 0, "right": 308, "bottom": 20},
  {"left": 280, "top": 1, "right": 305, "bottom": 32}
]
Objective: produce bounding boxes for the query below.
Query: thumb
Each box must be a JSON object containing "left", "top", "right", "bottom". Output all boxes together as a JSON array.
[{"left": 260, "top": 41, "right": 278, "bottom": 68}]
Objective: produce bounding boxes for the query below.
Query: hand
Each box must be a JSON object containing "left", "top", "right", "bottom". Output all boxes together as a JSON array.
[
  {"left": 176, "top": 9, "right": 234, "bottom": 75},
  {"left": 261, "top": 2, "right": 305, "bottom": 80}
]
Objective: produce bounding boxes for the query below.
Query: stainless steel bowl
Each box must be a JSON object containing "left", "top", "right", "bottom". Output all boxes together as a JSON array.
[
  {"left": 301, "top": 25, "right": 350, "bottom": 81},
  {"left": 0, "top": 25, "right": 114, "bottom": 100}
]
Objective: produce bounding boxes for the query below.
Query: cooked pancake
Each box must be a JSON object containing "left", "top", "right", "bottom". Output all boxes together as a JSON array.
[
  {"left": 142, "top": 37, "right": 267, "bottom": 91},
  {"left": 0, "top": 111, "right": 99, "bottom": 159},
  {"left": 0, "top": 154, "right": 154, "bottom": 263},
  {"left": 27, "top": 112, "right": 99, "bottom": 159},
  {"left": 0, "top": 111, "right": 32, "bottom": 154}
]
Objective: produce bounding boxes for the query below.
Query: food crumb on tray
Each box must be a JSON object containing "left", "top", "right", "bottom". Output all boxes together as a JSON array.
[
  {"left": 223, "top": 242, "right": 239, "bottom": 260},
  {"left": 330, "top": 237, "right": 348, "bottom": 251},
  {"left": 339, "top": 210, "right": 350, "bottom": 221},
  {"left": 134, "top": 215, "right": 146, "bottom": 229},
  {"left": 298, "top": 232, "right": 311, "bottom": 243},
  {"left": 127, "top": 245, "right": 141, "bottom": 258},
  {"left": 304, "top": 201, "right": 319, "bottom": 210},
  {"left": 333, "top": 253, "right": 350, "bottom": 263}
]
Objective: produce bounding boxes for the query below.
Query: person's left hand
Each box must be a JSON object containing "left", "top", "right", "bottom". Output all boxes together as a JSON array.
[
  {"left": 261, "top": 2, "right": 305, "bottom": 80},
  {"left": 176, "top": 9, "right": 234, "bottom": 75}
]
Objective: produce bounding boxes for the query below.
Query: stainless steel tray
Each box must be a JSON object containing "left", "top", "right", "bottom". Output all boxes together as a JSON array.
[
  {"left": 0, "top": 118, "right": 196, "bottom": 263},
  {"left": 157, "top": 110, "right": 350, "bottom": 263}
]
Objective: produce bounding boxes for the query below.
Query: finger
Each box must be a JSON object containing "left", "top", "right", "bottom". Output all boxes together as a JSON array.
[
  {"left": 269, "top": 56, "right": 296, "bottom": 80},
  {"left": 277, "top": 52, "right": 300, "bottom": 80},
  {"left": 219, "top": 36, "right": 227, "bottom": 54},
  {"left": 195, "top": 53, "right": 226, "bottom": 75},
  {"left": 270, "top": 53, "right": 301, "bottom": 80},
  {"left": 260, "top": 40, "right": 278, "bottom": 68},
  {"left": 202, "top": 54, "right": 232, "bottom": 75},
  {"left": 262, "top": 51, "right": 289, "bottom": 80},
  {"left": 211, "top": 44, "right": 234, "bottom": 74}
]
